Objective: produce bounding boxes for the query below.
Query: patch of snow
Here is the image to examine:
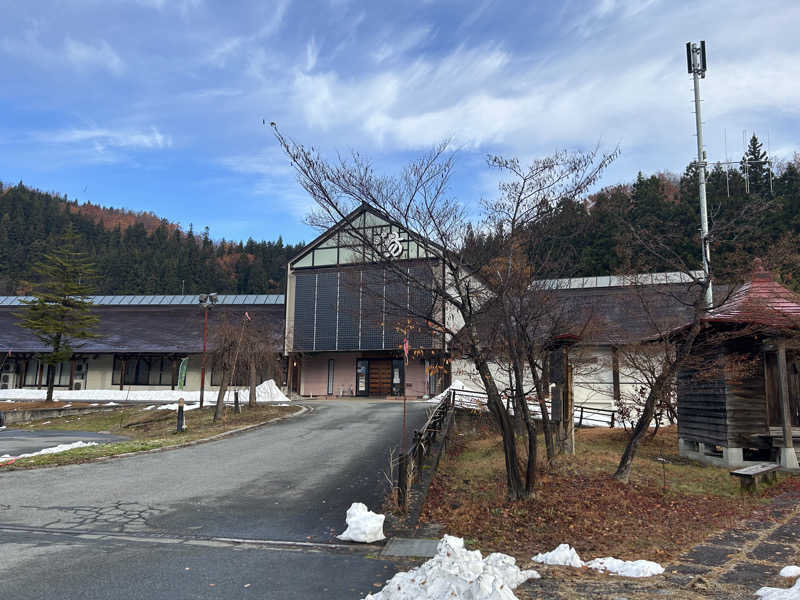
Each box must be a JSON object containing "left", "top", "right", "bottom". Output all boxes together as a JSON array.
[
  {"left": 19, "top": 440, "right": 99, "bottom": 458},
  {"left": 781, "top": 566, "right": 800, "bottom": 579},
  {"left": 0, "top": 379, "right": 290, "bottom": 405},
  {"left": 531, "top": 544, "right": 663, "bottom": 578},
  {"left": 756, "top": 577, "right": 800, "bottom": 599},
  {"left": 156, "top": 402, "right": 202, "bottom": 412},
  {"left": 89, "top": 403, "right": 99, "bottom": 406},
  {"left": 336, "top": 502, "right": 385, "bottom": 543},
  {"left": 40, "top": 421, "right": 51, "bottom": 425},
  {"left": 585, "top": 557, "right": 664, "bottom": 578},
  {"left": 531, "top": 544, "right": 585, "bottom": 568},
  {"left": 61, "top": 403, "right": 72, "bottom": 408},
  {"left": 365, "top": 535, "right": 539, "bottom": 600},
  {"left": 143, "top": 405, "right": 156, "bottom": 410}
]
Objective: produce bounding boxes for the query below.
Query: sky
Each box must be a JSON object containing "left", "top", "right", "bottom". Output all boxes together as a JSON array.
[{"left": 1, "top": 0, "right": 799, "bottom": 245}]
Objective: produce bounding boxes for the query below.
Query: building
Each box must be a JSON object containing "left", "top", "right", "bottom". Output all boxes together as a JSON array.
[
  {"left": 676, "top": 261, "right": 800, "bottom": 469},
  {"left": 284, "top": 205, "right": 451, "bottom": 398},
  {"left": 0, "top": 294, "right": 284, "bottom": 392}
]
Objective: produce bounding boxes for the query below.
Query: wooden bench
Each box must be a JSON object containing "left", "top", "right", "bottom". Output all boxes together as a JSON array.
[{"left": 730, "top": 462, "right": 780, "bottom": 492}]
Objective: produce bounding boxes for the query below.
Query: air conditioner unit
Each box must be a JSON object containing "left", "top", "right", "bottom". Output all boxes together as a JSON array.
[
  {"left": 0, "top": 374, "right": 9, "bottom": 384},
  {"left": 0, "top": 383, "right": 8, "bottom": 389},
  {"left": 72, "top": 381, "right": 83, "bottom": 390},
  {"left": 1, "top": 363, "right": 13, "bottom": 373}
]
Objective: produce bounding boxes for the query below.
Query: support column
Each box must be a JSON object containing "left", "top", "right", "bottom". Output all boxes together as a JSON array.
[
  {"left": 171, "top": 358, "right": 178, "bottom": 391},
  {"left": 612, "top": 347, "right": 621, "bottom": 408},
  {"left": 777, "top": 340, "right": 799, "bottom": 469},
  {"left": 119, "top": 358, "right": 126, "bottom": 391},
  {"left": 69, "top": 359, "right": 76, "bottom": 390},
  {"left": 18, "top": 359, "right": 27, "bottom": 389}
]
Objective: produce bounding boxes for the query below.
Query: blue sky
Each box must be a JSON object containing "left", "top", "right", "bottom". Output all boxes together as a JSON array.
[{"left": 2, "top": 1, "right": 799, "bottom": 245}]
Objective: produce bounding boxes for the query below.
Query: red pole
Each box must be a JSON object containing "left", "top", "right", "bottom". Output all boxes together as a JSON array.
[{"left": 199, "top": 306, "right": 208, "bottom": 408}]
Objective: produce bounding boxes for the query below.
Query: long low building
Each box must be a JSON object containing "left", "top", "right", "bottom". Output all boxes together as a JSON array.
[{"left": 0, "top": 294, "right": 284, "bottom": 392}]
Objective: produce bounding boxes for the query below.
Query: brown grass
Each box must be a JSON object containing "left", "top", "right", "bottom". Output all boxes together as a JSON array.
[{"left": 421, "top": 413, "right": 797, "bottom": 563}]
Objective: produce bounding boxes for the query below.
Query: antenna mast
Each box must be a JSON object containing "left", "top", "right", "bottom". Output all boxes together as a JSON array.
[{"left": 686, "top": 40, "right": 713, "bottom": 309}]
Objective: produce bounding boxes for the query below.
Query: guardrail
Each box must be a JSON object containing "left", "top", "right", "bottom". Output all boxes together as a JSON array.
[
  {"left": 396, "top": 390, "right": 454, "bottom": 511},
  {"left": 450, "top": 387, "right": 617, "bottom": 428}
]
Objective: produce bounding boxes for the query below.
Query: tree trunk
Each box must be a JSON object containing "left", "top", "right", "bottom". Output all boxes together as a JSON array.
[
  {"left": 45, "top": 363, "right": 56, "bottom": 402},
  {"left": 474, "top": 354, "right": 525, "bottom": 499},
  {"left": 214, "top": 369, "right": 230, "bottom": 423},
  {"left": 529, "top": 354, "right": 556, "bottom": 460},
  {"left": 249, "top": 360, "right": 257, "bottom": 408},
  {"left": 613, "top": 374, "right": 666, "bottom": 483}
]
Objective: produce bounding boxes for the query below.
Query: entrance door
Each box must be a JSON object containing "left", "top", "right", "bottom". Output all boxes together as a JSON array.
[
  {"left": 391, "top": 359, "right": 405, "bottom": 397},
  {"left": 356, "top": 359, "right": 369, "bottom": 396},
  {"left": 368, "top": 360, "right": 392, "bottom": 397}
]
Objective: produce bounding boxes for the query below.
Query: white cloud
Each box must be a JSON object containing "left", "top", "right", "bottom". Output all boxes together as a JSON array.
[
  {"left": 305, "top": 36, "right": 319, "bottom": 71},
  {"left": 371, "top": 25, "right": 433, "bottom": 64},
  {"left": 64, "top": 38, "right": 125, "bottom": 75},
  {"left": 42, "top": 126, "right": 172, "bottom": 150}
]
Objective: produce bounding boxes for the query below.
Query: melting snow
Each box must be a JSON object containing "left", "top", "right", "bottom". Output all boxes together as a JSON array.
[
  {"left": 531, "top": 544, "right": 663, "bottom": 578},
  {"left": 781, "top": 566, "right": 800, "bottom": 579},
  {"left": 337, "top": 502, "right": 385, "bottom": 543},
  {"left": 756, "top": 578, "right": 800, "bottom": 599},
  {"left": 531, "top": 544, "right": 584, "bottom": 568},
  {"left": 365, "top": 535, "right": 539, "bottom": 600},
  {"left": 6, "top": 441, "right": 99, "bottom": 460},
  {"left": 585, "top": 557, "right": 664, "bottom": 578}
]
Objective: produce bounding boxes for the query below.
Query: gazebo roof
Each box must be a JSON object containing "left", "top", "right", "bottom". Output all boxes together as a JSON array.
[{"left": 705, "top": 259, "right": 800, "bottom": 330}]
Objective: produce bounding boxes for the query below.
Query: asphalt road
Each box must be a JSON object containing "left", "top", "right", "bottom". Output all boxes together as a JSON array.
[
  {"left": 0, "top": 399, "right": 432, "bottom": 599},
  {"left": 0, "top": 429, "right": 129, "bottom": 456}
]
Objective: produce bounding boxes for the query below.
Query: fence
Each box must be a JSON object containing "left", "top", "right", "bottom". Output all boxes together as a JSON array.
[
  {"left": 396, "top": 389, "right": 454, "bottom": 511},
  {"left": 450, "top": 387, "right": 618, "bottom": 428}
]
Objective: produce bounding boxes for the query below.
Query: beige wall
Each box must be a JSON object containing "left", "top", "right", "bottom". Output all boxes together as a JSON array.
[
  {"left": 82, "top": 354, "right": 222, "bottom": 392},
  {"left": 300, "top": 353, "right": 429, "bottom": 397}
]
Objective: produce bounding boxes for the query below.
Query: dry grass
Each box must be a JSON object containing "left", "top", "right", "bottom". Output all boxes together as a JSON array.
[
  {"left": 2, "top": 403, "right": 299, "bottom": 469},
  {"left": 421, "top": 412, "right": 797, "bottom": 563}
]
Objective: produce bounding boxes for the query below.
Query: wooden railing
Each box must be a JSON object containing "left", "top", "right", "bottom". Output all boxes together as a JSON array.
[
  {"left": 449, "top": 387, "right": 618, "bottom": 428},
  {"left": 396, "top": 390, "right": 454, "bottom": 511}
]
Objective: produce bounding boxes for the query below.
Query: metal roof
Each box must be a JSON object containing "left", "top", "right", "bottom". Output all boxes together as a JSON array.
[{"left": 0, "top": 294, "right": 284, "bottom": 307}]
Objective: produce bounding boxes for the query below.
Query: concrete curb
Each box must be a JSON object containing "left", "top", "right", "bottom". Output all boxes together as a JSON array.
[{"left": 2, "top": 404, "right": 312, "bottom": 471}]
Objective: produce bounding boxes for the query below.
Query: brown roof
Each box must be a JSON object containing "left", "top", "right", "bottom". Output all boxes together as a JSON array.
[{"left": 703, "top": 258, "right": 800, "bottom": 330}]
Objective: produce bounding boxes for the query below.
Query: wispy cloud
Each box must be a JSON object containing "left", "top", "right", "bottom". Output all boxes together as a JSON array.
[
  {"left": 41, "top": 126, "right": 172, "bottom": 151},
  {"left": 64, "top": 38, "right": 125, "bottom": 75}
]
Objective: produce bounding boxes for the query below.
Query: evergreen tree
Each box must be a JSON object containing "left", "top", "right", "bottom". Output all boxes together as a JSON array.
[{"left": 16, "top": 226, "right": 100, "bottom": 401}]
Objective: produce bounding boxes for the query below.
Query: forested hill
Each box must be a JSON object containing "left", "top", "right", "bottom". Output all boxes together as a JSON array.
[
  {"left": 1, "top": 135, "right": 798, "bottom": 295},
  {"left": 0, "top": 182, "right": 304, "bottom": 295}
]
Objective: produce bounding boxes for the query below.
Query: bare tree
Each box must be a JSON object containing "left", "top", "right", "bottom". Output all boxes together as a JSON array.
[{"left": 273, "top": 125, "right": 615, "bottom": 499}]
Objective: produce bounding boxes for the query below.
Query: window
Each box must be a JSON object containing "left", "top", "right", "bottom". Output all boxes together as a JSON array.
[
  {"left": 113, "top": 356, "right": 174, "bottom": 386},
  {"left": 23, "top": 359, "right": 72, "bottom": 387}
]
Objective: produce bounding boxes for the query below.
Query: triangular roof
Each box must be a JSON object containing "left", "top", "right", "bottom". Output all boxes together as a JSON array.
[
  {"left": 704, "top": 258, "right": 800, "bottom": 330},
  {"left": 289, "top": 203, "right": 441, "bottom": 268}
]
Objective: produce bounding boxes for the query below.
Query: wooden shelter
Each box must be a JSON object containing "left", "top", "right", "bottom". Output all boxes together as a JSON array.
[{"left": 677, "top": 260, "right": 800, "bottom": 469}]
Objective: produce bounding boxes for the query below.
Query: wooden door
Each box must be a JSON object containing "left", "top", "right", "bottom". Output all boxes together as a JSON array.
[
  {"left": 789, "top": 351, "right": 800, "bottom": 427},
  {"left": 764, "top": 351, "right": 782, "bottom": 427},
  {"left": 368, "top": 360, "right": 392, "bottom": 397}
]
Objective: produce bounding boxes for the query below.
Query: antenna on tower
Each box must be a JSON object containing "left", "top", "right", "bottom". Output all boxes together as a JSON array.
[
  {"left": 687, "top": 40, "right": 712, "bottom": 309},
  {"left": 723, "top": 128, "right": 730, "bottom": 197}
]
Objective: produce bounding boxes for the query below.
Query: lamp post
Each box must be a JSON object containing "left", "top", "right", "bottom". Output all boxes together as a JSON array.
[{"left": 198, "top": 293, "right": 218, "bottom": 408}]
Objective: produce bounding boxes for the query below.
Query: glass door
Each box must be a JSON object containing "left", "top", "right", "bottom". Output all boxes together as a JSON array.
[
  {"left": 356, "top": 359, "right": 369, "bottom": 396},
  {"left": 391, "top": 359, "right": 405, "bottom": 397}
]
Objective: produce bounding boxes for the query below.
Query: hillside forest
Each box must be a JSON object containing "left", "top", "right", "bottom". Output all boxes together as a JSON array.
[{"left": 0, "top": 135, "right": 798, "bottom": 295}]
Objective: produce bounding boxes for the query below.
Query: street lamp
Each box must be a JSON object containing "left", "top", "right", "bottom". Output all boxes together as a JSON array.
[{"left": 198, "top": 293, "right": 218, "bottom": 408}]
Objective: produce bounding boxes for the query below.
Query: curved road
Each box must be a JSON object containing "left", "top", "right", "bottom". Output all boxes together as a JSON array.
[{"left": 0, "top": 400, "right": 432, "bottom": 599}]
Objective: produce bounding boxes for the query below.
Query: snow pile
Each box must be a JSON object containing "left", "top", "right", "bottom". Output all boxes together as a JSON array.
[
  {"left": 365, "top": 535, "right": 539, "bottom": 600},
  {"left": 1, "top": 440, "right": 99, "bottom": 461},
  {"left": 781, "top": 566, "right": 800, "bottom": 579},
  {"left": 337, "top": 502, "right": 385, "bottom": 543},
  {"left": 255, "top": 379, "right": 291, "bottom": 403},
  {"left": 531, "top": 544, "right": 664, "bottom": 578},
  {"left": 153, "top": 402, "right": 203, "bottom": 412},
  {"left": 756, "top": 578, "right": 800, "bottom": 600},
  {"left": 585, "top": 557, "right": 664, "bottom": 578},
  {"left": 531, "top": 544, "right": 584, "bottom": 568},
  {"left": 0, "top": 379, "right": 290, "bottom": 405}
]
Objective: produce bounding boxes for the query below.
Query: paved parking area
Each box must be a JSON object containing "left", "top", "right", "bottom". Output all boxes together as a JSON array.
[{"left": 0, "top": 429, "right": 130, "bottom": 457}]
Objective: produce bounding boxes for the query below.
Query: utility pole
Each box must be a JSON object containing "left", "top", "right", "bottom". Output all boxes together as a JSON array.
[
  {"left": 686, "top": 41, "right": 713, "bottom": 309},
  {"left": 198, "top": 293, "right": 218, "bottom": 408}
]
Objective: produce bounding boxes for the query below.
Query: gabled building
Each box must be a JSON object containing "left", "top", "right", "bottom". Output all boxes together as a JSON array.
[
  {"left": 0, "top": 294, "right": 284, "bottom": 392},
  {"left": 284, "top": 205, "right": 450, "bottom": 398}
]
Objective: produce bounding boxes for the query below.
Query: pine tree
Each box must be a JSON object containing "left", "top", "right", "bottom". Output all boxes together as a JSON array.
[
  {"left": 17, "top": 226, "right": 100, "bottom": 401},
  {"left": 741, "top": 134, "right": 771, "bottom": 198}
]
